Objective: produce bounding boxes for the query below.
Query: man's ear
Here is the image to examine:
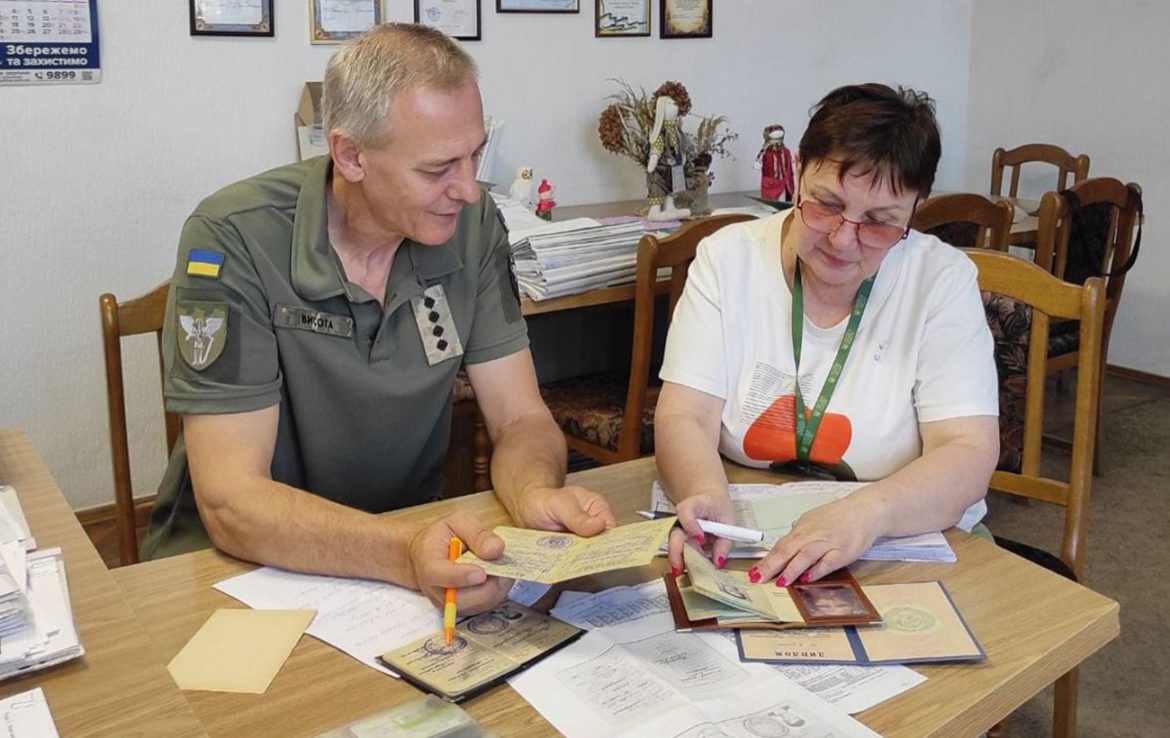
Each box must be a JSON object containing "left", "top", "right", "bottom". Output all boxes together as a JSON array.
[{"left": 330, "top": 131, "right": 365, "bottom": 183}]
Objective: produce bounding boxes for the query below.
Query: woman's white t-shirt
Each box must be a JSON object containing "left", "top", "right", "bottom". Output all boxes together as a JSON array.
[{"left": 659, "top": 210, "right": 998, "bottom": 530}]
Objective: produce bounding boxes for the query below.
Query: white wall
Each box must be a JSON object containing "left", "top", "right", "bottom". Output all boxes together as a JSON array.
[
  {"left": 966, "top": 0, "right": 1169, "bottom": 375},
  {"left": 0, "top": 1, "right": 972, "bottom": 510}
]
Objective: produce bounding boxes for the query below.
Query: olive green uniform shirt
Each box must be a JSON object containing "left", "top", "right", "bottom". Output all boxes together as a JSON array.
[{"left": 140, "top": 156, "right": 527, "bottom": 560}]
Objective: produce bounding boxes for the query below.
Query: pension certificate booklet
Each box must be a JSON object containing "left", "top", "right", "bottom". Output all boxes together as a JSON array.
[
  {"left": 458, "top": 517, "right": 675, "bottom": 584},
  {"left": 380, "top": 603, "right": 582, "bottom": 702}
]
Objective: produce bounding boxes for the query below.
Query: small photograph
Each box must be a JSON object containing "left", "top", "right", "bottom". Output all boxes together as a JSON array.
[{"left": 792, "top": 583, "right": 876, "bottom": 621}]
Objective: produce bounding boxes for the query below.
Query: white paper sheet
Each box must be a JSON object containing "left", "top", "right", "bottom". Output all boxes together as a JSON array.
[
  {"left": 0, "top": 687, "right": 59, "bottom": 737},
  {"left": 214, "top": 568, "right": 438, "bottom": 677},
  {"left": 508, "top": 580, "right": 553, "bottom": 607},
  {"left": 511, "top": 613, "right": 879, "bottom": 738}
]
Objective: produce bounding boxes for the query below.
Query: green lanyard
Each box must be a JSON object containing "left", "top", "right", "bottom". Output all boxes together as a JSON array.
[{"left": 790, "top": 260, "right": 875, "bottom": 462}]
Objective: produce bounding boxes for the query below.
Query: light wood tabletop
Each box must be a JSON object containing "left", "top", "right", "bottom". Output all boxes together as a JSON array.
[
  {"left": 110, "top": 457, "right": 1118, "bottom": 738},
  {"left": 0, "top": 428, "right": 207, "bottom": 737}
]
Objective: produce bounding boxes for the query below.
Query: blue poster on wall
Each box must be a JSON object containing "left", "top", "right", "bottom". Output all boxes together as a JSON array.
[{"left": 0, "top": 0, "right": 101, "bottom": 86}]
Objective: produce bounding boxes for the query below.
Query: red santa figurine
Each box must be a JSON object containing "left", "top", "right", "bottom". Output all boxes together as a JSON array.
[
  {"left": 535, "top": 178, "right": 557, "bottom": 221},
  {"left": 756, "top": 124, "right": 795, "bottom": 202}
]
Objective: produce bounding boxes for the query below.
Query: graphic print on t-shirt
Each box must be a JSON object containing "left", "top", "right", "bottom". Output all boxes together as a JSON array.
[{"left": 740, "top": 361, "right": 855, "bottom": 478}]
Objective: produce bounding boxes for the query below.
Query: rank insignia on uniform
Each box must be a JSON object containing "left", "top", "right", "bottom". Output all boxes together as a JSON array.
[
  {"left": 186, "top": 249, "right": 225, "bottom": 279},
  {"left": 177, "top": 301, "right": 228, "bottom": 370},
  {"left": 410, "top": 285, "right": 464, "bottom": 366}
]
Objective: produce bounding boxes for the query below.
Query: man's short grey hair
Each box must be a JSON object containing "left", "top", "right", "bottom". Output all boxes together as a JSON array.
[{"left": 322, "top": 23, "right": 478, "bottom": 148}]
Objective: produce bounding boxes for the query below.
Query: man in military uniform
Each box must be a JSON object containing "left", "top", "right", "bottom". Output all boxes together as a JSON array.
[{"left": 141, "top": 24, "right": 616, "bottom": 615}]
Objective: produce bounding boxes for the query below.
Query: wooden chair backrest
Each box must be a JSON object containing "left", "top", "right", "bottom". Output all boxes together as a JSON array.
[
  {"left": 1035, "top": 177, "right": 1140, "bottom": 349},
  {"left": 913, "top": 192, "right": 1014, "bottom": 251},
  {"left": 99, "top": 280, "right": 177, "bottom": 565},
  {"left": 991, "top": 143, "right": 1090, "bottom": 199},
  {"left": 964, "top": 250, "right": 1104, "bottom": 579},
  {"left": 616, "top": 213, "right": 755, "bottom": 459}
]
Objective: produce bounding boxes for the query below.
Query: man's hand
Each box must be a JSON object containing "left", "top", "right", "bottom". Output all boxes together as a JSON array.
[
  {"left": 750, "top": 497, "right": 880, "bottom": 587},
  {"left": 408, "top": 510, "right": 513, "bottom": 615},
  {"left": 517, "top": 485, "right": 616, "bottom": 537},
  {"left": 666, "top": 491, "right": 735, "bottom": 575}
]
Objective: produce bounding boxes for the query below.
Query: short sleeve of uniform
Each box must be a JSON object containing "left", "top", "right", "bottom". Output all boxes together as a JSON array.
[
  {"left": 659, "top": 236, "right": 728, "bottom": 399},
  {"left": 914, "top": 255, "right": 999, "bottom": 422},
  {"left": 463, "top": 197, "right": 529, "bottom": 365},
  {"left": 163, "top": 213, "right": 282, "bottom": 414}
]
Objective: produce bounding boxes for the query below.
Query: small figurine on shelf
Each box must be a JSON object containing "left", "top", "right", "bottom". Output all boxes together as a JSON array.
[
  {"left": 755, "top": 124, "right": 795, "bottom": 203},
  {"left": 535, "top": 178, "right": 556, "bottom": 220},
  {"left": 646, "top": 92, "right": 692, "bottom": 221},
  {"left": 509, "top": 166, "right": 534, "bottom": 207}
]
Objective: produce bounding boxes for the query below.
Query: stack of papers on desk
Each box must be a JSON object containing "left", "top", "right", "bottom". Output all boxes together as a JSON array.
[
  {"left": 650, "top": 481, "right": 956, "bottom": 563},
  {"left": 0, "top": 549, "right": 84, "bottom": 681},
  {"left": 509, "top": 218, "right": 647, "bottom": 301}
]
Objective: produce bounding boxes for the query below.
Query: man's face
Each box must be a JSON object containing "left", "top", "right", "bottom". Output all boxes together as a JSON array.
[{"left": 358, "top": 78, "right": 486, "bottom": 246}]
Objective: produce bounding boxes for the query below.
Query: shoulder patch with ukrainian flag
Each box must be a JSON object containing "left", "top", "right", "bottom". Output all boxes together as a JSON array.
[{"left": 186, "top": 249, "right": 225, "bottom": 279}]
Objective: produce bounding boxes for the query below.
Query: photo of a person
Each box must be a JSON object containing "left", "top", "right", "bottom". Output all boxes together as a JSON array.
[{"left": 794, "top": 584, "right": 870, "bottom": 617}]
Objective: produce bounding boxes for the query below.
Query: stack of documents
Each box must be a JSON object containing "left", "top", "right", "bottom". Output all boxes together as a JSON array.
[
  {"left": 0, "top": 486, "right": 84, "bottom": 682},
  {"left": 509, "top": 218, "right": 647, "bottom": 301},
  {"left": 649, "top": 481, "right": 957, "bottom": 563}
]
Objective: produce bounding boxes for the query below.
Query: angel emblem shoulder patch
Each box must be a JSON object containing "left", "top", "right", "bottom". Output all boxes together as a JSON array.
[{"left": 177, "top": 301, "right": 228, "bottom": 370}]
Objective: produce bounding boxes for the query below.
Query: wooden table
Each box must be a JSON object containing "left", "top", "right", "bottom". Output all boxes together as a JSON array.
[
  {"left": 519, "top": 191, "right": 1040, "bottom": 318},
  {"left": 111, "top": 457, "right": 1118, "bottom": 738},
  {"left": 0, "top": 428, "right": 207, "bottom": 737}
]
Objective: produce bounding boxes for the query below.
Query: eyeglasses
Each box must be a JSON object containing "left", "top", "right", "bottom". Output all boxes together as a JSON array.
[{"left": 796, "top": 193, "right": 918, "bottom": 249}]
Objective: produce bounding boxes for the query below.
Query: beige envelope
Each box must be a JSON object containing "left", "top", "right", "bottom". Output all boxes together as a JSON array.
[{"left": 167, "top": 608, "right": 315, "bottom": 694}]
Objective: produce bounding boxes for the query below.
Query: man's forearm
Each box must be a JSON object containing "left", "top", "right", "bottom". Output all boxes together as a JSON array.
[
  {"left": 196, "top": 475, "right": 423, "bottom": 588},
  {"left": 488, "top": 411, "right": 567, "bottom": 524}
]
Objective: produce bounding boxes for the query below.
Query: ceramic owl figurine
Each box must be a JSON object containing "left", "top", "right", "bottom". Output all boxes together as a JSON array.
[{"left": 509, "top": 166, "right": 534, "bottom": 206}]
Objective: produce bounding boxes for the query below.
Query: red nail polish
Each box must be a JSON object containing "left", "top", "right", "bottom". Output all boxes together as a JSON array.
[
  {"left": 800, "top": 572, "right": 810, "bottom": 583},
  {"left": 748, "top": 567, "right": 760, "bottom": 583},
  {"left": 715, "top": 555, "right": 726, "bottom": 569},
  {"left": 694, "top": 532, "right": 706, "bottom": 545},
  {"left": 670, "top": 565, "right": 681, "bottom": 577},
  {"left": 775, "top": 576, "right": 787, "bottom": 587}
]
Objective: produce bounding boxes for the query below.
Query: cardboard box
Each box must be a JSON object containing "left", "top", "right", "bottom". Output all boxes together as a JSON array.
[{"left": 295, "top": 82, "right": 329, "bottom": 160}]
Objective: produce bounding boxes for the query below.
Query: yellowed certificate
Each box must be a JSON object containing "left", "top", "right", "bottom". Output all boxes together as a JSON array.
[
  {"left": 459, "top": 517, "right": 675, "bottom": 585},
  {"left": 381, "top": 603, "right": 582, "bottom": 701},
  {"left": 855, "top": 582, "right": 984, "bottom": 662},
  {"left": 683, "top": 545, "right": 802, "bottom": 622},
  {"left": 738, "top": 627, "right": 858, "bottom": 663},
  {"left": 167, "top": 608, "right": 315, "bottom": 693}
]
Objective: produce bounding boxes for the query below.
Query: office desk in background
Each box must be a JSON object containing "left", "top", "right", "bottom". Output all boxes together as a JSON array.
[
  {"left": 0, "top": 428, "right": 206, "bottom": 737},
  {"left": 111, "top": 457, "right": 1118, "bottom": 738}
]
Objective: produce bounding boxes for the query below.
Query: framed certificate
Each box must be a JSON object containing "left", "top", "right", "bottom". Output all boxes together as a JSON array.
[
  {"left": 595, "top": 0, "right": 649, "bottom": 37},
  {"left": 660, "top": 0, "right": 711, "bottom": 39},
  {"left": 496, "top": 0, "right": 578, "bottom": 13},
  {"left": 310, "top": 0, "right": 382, "bottom": 44},
  {"left": 415, "top": 0, "right": 481, "bottom": 40},
  {"left": 190, "top": 0, "right": 274, "bottom": 37}
]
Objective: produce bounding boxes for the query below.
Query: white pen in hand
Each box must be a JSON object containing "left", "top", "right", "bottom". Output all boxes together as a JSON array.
[{"left": 636, "top": 510, "right": 764, "bottom": 544}]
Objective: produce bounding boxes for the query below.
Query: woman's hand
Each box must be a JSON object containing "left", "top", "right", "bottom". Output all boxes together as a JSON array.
[
  {"left": 750, "top": 496, "right": 880, "bottom": 586},
  {"left": 667, "top": 491, "right": 736, "bottom": 575},
  {"left": 407, "top": 511, "right": 513, "bottom": 615}
]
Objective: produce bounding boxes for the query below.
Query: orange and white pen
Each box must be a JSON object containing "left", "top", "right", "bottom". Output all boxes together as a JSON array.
[{"left": 443, "top": 537, "right": 462, "bottom": 646}]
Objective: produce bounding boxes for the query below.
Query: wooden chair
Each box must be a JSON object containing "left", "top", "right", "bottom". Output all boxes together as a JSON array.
[
  {"left": 990, "top": 143, "right": 1090, "bottom": 199},
  {"left": 451, "top": 373, "right": 492, "bottom": 493},
  {"left": 965, "top": 249, "right": 1105, "bottom": 738},
  {"left": 540, "top": 214, "right": 755, "bottom": 465},
  {"left": 1035, "top": 178, "right": 1141, "bottom": 473},
  {"left": 913, "top": 192, "right": 1014, "bottom": 251},
  {"left": 99, "top": 282, "right": 179, "bottom": 566}
]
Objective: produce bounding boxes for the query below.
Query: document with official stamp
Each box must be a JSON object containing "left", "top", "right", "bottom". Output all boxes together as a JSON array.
[
  {"left": 381, "top": 603, "right": 582, "bottom": 702},
  {"left": 458, "top": 517, "right": 675, "bottom": 584}
]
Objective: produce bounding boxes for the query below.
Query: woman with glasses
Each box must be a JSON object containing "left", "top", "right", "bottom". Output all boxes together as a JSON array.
[{"left": 656, "top": 84, "right": 999, "bottom": 587}]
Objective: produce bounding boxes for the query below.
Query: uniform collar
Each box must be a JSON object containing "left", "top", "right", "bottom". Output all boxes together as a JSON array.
[{"left": 291, "top": 157, "right": 464, "bottom": 303}]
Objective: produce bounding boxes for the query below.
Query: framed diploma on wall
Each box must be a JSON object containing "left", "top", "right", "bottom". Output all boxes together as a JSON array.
[
  {"left": 496, "top": 0, "right": 579, "bottom": 13},
  {"left": 660, "top": 0, "right": 711, "bottom": 39},
  {"left": 415, "top": 0, "right": 481, "bottom": 40},
  {"left": 190, "top": 0, "right": 274, "bottom": 37},
  {"left": 310, "top": 0, "right": 382, "bottom": 44},
  {"left": 595, "top": 0, "right": 650, "bottom": 37}
]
